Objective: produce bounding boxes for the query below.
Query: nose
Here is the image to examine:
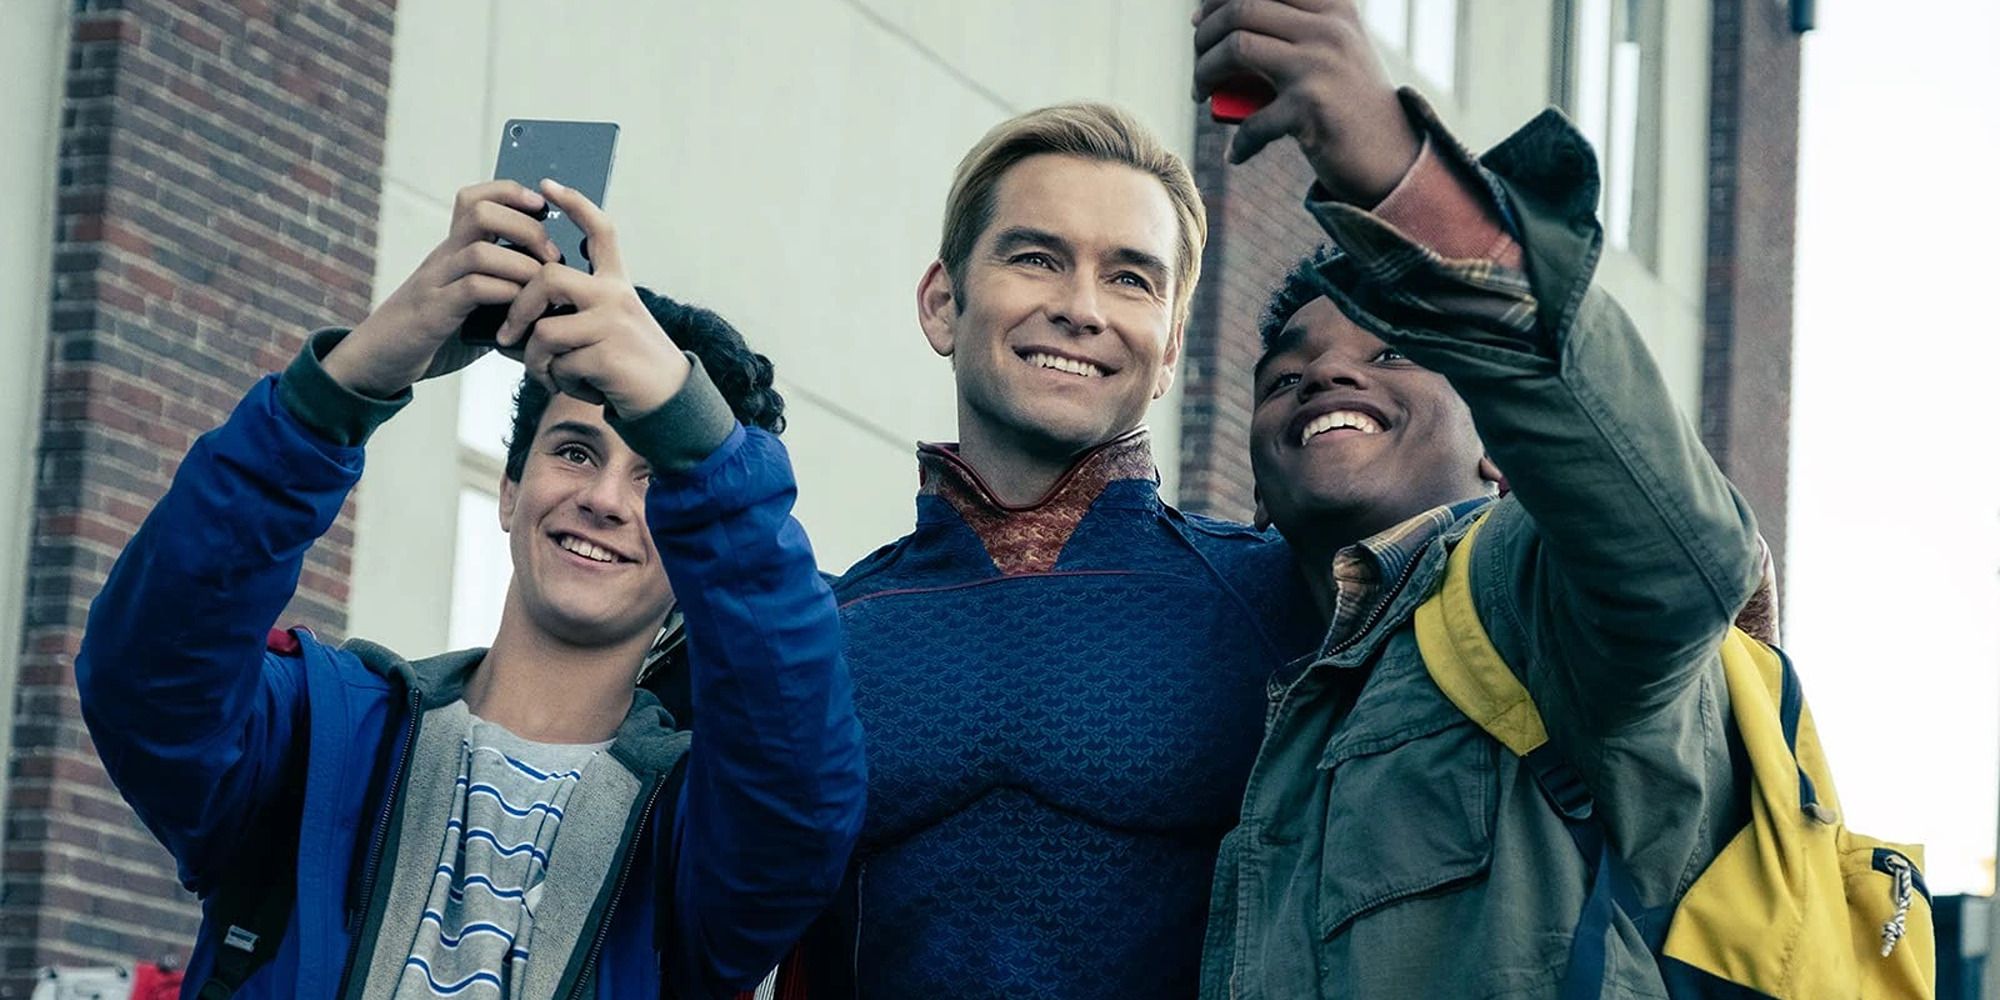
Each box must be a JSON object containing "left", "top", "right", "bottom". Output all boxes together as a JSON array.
[
  {"left": 573, "top": 466, "right": 636, "bottom": 526},
  {"left": 1049, "top": 271, "right": 1106, "bottom": 336},
  {"left": 1299, "top": 347, "right": 1371, "bottom": 398}
]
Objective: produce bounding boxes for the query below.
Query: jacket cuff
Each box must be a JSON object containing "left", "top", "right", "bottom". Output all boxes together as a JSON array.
[
  {"left": 607, "top": 354, "right": 739, "bottom": 475},
  {"left": 1368, "top": 136, "right": 1524, "bottom": 267},
  {"left": 276, "top": 328, "right": 411, "bottom": 448}
]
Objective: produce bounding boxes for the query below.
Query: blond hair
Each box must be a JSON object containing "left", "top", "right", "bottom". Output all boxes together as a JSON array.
[{"left": 939, "top": 103, "right": 1207, "bottom": 331}]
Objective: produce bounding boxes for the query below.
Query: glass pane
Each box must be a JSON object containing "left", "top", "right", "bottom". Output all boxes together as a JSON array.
[
  {"left": 449, "top": 488, "right": 511, "bottom": 651},
  {"left": 1411, "top": 0, "right": 1458, "bottom": 89},
  {"left": 1573, "top": 0, "right": 1613, "bottom": 216},
  {"left": 1364, "top": 0, "right": 1411, "bottom": 51},
  {"left": 457, "top": 352, "right": 523, "bottom": 460},
  {"left": 1606, "top": 38, "right": 1642, "bottom": 249}
]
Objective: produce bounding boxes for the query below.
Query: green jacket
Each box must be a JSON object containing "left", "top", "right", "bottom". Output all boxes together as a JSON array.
[{"left": 1199, "top": 108, "right": 1763, "bottom": 999}]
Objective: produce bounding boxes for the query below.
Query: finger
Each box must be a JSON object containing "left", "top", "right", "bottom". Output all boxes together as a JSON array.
[
  {"left": 1228, "top": 94, "right": 1301, "bottom": 164},
  {"left": 540, "top": 179, "right": 625, "bottom": 279},
  {"left": 537, "top": 322, "right": 608, "bottom": 405},
  {"left": 1192, "top": 28, "right": 1300, "bottom": 101},
  {"left": 455, "top": 201, "right": 560, "bottom": 262},
  {"left": 446, "top": 274, "right": 526, "bottom": 313},
  {"left": 518, "top": 319, "right": 563, "bottom": 393},
  {"left": 1194, "top": 0, "right": 1320, "bottom": 60},
  {"left": 495, "top": 266, "right": 557, "bottom": 350},
  {"left": 453, "top": 240, "right": 545, "bottom": 287},
  {"left": 496, "top": 263, "right": 599, "bottom": 348},
  {"left": 452, "top": 179, "right": 545, "bottom": 219}
]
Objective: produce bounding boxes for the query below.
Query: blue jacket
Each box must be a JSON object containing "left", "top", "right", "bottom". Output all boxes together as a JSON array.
[{"left": 77, "top": 362, "right": 866, "bottom": 999}]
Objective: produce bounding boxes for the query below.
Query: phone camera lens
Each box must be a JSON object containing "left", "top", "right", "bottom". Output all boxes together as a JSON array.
[{"left": 508, "top": 124, "right": 524, "bottom": 139}]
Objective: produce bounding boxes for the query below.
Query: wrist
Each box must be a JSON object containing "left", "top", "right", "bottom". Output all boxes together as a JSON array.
[
  {"left": 1302, "top": 99, "right": 1424, "bottom": 206},
  {"left": 605, "top": 344, "right": 691, "bottom": 422},
  {"left": 320, "top": 327, "right": 413, "bottom": 400}
]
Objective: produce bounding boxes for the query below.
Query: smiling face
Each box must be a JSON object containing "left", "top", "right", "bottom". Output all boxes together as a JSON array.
[
  {"left": 497, "top": 393, "right": 674, "bottom": 650},
  {"left": 1250, "top": 296, "right": 1491, "bottom": 548},
  {"left": 919, "top": 153, "right": 1183, "bottom": 461}
]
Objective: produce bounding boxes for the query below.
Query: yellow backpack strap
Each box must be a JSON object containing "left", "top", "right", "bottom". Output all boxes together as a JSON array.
[
  {"left": 1414, "top": 510, "right": 1659, "bottom": 1000},
  {"left": 1413, "top": 513, "right": 1549, "bottom": 757}
]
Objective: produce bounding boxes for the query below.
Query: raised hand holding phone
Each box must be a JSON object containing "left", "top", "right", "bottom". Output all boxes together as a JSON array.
[
  {"left": 496, "top": 178, "right": 691, "bottom": 421},
  {"left": 1191, "top": 0, "right": 1421, "bottom": 205},
  {"left": 322, "top": 180, "right": 558, "bottom": 399},
  {"left": 459, "top": 119, "right": 620, "bottom": 345}
]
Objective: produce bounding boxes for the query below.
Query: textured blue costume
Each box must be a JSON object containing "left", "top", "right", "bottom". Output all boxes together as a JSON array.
[{"left": 799, "top": 431, "right": 1317, "bottom": 998}]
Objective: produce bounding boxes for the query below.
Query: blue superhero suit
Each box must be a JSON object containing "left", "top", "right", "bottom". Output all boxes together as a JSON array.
[{"left": 798, "top": 430, "right": 1318, "bottom": 998}]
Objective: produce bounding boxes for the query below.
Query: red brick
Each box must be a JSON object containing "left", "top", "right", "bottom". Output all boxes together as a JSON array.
[{"left": 4, "top": 1, "right": 396, "bottom": 992}]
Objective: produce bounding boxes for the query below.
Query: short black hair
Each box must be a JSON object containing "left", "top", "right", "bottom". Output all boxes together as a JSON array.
[
  {"left": 503, "top": 287, "right": 785, "bottom": 481},
  {"left": 1259, "top": 245, "right": 1343, "bottom": 352}
]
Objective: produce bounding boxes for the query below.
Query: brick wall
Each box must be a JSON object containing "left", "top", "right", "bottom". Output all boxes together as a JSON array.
[
  {"left": 1, "top": 1, "right": 395, "bottom": 991},
  {"left": 1177, "top": 125, "right": 1328, "bottom": 523},
  {"left": 1702, "top": 0, "right": 1802, "bottom": 576}
]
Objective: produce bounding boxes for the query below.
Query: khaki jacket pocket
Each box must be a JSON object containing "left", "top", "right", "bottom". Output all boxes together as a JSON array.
[{"left": 1317, "top": 713, "right": 1498, "bottom": 939}]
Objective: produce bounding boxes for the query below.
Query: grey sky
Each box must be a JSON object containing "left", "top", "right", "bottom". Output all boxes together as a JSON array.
[{"left": 1788, "top": 0, "right": 2000, "bottom": 894}]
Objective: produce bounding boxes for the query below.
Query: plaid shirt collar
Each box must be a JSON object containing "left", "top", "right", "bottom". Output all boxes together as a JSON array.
[{"left": 1323, "top": 494, "right": 1495, "bottom": 651}]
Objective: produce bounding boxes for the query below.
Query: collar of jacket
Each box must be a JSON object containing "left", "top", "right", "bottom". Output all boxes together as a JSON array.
[
  {"left": 914, "top": 426, "right": 1158, "bottom": 575},
  {"left": 1285, "top": 495, "right": 1498, "bottom": 677},
  {"left": 340, "top": 638, "right": 691, "bottom": 777}
]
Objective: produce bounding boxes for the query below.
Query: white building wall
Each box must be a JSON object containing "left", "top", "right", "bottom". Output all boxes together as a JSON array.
[{"left": 0, "top": 0, "right": 71, "bottom": 836}]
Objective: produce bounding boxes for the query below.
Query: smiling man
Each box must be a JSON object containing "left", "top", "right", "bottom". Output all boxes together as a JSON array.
[
  {"left": 76, "top": 179, "right": 864, "bottom": 999},
  {"left": 1189, "top": 1, "right": 1773, "bottom": 996},
  {"left": 792, "top": 106, "right": 1318, "bottom": 997}
]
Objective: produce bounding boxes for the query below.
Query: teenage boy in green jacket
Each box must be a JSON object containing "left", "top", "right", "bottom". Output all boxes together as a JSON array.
[{"left": 1190, "top": 1, "right": 1762, "bottom": 995}]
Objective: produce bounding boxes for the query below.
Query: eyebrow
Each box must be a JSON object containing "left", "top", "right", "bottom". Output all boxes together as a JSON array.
[
  {"left": 991, "top": 227, "right": 1172, "bottom": 286},
  {"left": 1253, "top": 325, "right": 1308, "bottom": 381},
  {"left": 542, "top": 420, "right": 608, "bottom": 446},
  {"left": 990, "top": 226, "right": 1070, "bottom": 259}
]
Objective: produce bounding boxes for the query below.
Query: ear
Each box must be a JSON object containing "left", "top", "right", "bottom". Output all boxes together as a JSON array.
[
  {"left": 917, "top": 260, "right": 959, "bottom": 359},
  {"left": 1153, "top": 321, "right": 1185, "bottom": 400},
  {"left": 1477, "top": 455, "right": 1509, "bottom": 497},
  {"left": 498, "top": 473, "right": 519, "bottom": 530},
  {"left": 1252, "top": 484, "right": 1271, "bottom": 532}
]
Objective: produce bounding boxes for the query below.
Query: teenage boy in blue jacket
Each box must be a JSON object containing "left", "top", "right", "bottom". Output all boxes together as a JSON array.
[{"left": 76, "top": 179, "right": 865, "bottom": 1000}]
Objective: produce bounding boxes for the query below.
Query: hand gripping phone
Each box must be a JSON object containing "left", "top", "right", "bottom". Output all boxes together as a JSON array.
[{"left": 457, "top": 119, "right": 620, "bottom": 345}]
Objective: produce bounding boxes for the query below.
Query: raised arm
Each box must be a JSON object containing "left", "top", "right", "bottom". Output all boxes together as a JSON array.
[
  {"left": 503, "top": 181, "right": 866, "bottom": 995},
  {"left": 1195, "top": 0, "right": 1760, "bottom": 730}
]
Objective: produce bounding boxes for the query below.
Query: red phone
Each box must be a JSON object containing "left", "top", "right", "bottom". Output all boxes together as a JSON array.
[{"left": 1209, "top": 79, "right": 1275, "bottom": 124}]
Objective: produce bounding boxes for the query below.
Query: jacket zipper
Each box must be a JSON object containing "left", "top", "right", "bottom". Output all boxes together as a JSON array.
[
  {"left": 1272, "top": 542, "right": 1431, "bottom": 717},
  {"left": 335, "top": 686, "right": 422, "bottom": 999},
  {"left": 562, "top": 772, "right": 668, "bottom": 1000}
]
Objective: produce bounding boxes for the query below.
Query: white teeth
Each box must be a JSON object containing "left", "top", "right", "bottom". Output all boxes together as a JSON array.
[
  {"left": 1299, "top": 410, "right": 1385, "bottom": 446},
  {"left": 1024, "top": 351, "right": 1106, "bottom": 378},
  {"left": 558, "top": 536, "right": 617, "bottom": 563}
]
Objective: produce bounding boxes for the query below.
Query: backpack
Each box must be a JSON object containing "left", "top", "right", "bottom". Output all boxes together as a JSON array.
[{"left": 1411, "top": 515, "right": 1936, "bottom": 999}]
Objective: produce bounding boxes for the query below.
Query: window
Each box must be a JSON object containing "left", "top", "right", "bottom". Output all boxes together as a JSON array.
[
  {"left": 1363, "top": 0, "right": 1460, "bottom": 92},
  {"left": 1555, "top": 0, "right": 1665, "bottom": 265},
  {"left": 449, "top": 488, "right": 509, "bottom": 650},
  {"left": 449, "top": 353, "right": 519, "bottom": 648}
]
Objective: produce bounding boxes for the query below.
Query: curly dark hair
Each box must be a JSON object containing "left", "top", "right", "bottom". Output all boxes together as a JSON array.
[
  {"left": 503, "top": 286, "right": 786, "bottom": 482},
  {"left": 1259, "top": 245, "right": 1344, "bottom": 351}
]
